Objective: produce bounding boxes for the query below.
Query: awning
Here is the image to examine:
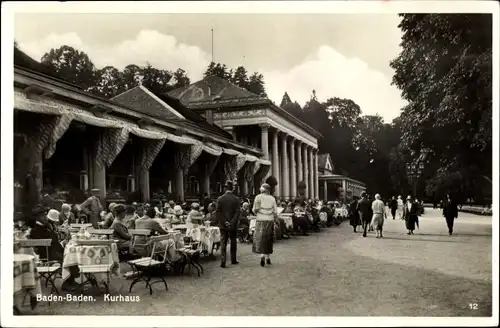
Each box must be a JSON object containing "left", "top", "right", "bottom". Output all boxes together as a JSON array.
[
  {"left": 14, "top": 91, "right": 67, "bottom": 116},
  {"left": 72, "top": 111, "right": 123, "bottom": 129},
  {"left": 244, "top": 154, "right": 259, "bottom": 162},
  {"left": 165, "top": 133, "right": 198, "bottom": 145},
  {"left": 203, "top": 144, "right": 223, "bottom": 157},
  {"left": 259, "top": 159, "right": 272, "bottom": 166},
  {"left": 222, "top": 148, "right": 241, "bottom": 156},
  {"left": 129, "top": 127, "right": 167, "bottom": 140}
]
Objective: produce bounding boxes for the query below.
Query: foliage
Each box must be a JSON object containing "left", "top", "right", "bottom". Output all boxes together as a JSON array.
[
  {"left": 41, "top": 45, "right": 98, "bottom": 90},
  {"left": 203, "top": 62, "right": 267, "bottom": 96},
  {"left": 390, "top": 14, "right": 493, "bottom": 200},
  {"left": 41, "top": 45, "right": 191, "bottom": 99}
]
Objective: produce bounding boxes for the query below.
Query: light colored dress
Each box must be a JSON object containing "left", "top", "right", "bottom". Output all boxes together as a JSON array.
[
  {"left": 396, "top": 198, "right": 404, "bottom": 220},
  {"left": 371, "top": 200, "right": 386, "bottom": 230},
  {"left": 252, "top": 193, "right": 277, "bottom": 254}
]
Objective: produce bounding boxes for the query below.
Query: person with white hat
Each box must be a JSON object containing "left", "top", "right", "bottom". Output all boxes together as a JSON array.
[
  {"left": 80, "top": 188, "right": 103, "bottom": 229},
  {"left": 102, "top": 203, "right": 117, "bottom": 228},
  {"left": 46, "top": 209, "right": 61, "bottom": 232}
]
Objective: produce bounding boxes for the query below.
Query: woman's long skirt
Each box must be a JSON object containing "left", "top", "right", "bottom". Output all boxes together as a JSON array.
[
  {"left": 405, "top": 216, "right": 416, "bottom": 230},
  {"left": 252, "top": 220, "right": 274, "bottom": 254},
  {"left": 371, "top": 213, "right": 384, "bottom": 231},
  {"left": 349, "top": 213, "right": 361, "bottom": 227}
]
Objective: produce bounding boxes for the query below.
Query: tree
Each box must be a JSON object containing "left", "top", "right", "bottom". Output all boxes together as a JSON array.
[
  {"left": 280, "top": 92, "right": 292, "bottom": 107},
  {"left": 41, "top": 45, "right": 97, "bottom": 90},
  {"left": 170, "top": 68, "right": 190, "bottom": 89},
  {"left": 247, "top": 72, "right": 267, "bottom": 96},
  {"left": 90, "top": 66, "right": 124, "bottom": 98},
  {"left": 203, "top": 61, "right": 231, "bottom": 79},
  {"left": 230, "top": 66, "right": 249, "bottom": 89},
  {"left": 390, "top": 14, "right": 492, "bottom": 200},
  {"left": 140, "top": 63, "right": 173, "bottom": 95}
]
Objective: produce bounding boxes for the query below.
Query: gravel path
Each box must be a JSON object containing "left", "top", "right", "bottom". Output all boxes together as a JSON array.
[{"left": 28, "top": 209, "right": 492, "bottom": 316}]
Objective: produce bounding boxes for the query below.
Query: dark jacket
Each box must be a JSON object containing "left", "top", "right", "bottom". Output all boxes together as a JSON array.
[
  {"left": 403, "top": 201, "right": 419, "bottom": 220},
  {"left": 29, "top": 223, "right": 64, "bottom": 262},
  {"left": 443, "top": 200, "right": 458, "bottom": 218},
  {"left": 389, "top": 199, "right": 398, "bottom": 211},
  {"left": 215, "top": 191, "right": 241, "bottom": 231},
  {"left": 357, "top": 198, "right": 372, "bottom": 221}
]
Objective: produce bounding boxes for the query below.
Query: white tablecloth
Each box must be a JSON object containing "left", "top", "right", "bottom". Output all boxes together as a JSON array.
[
  {"left": 185, "top": 226, "right": 220, "bottom": 252},
  {"left": 62, "top": 241, "right": 120, "bottom": 282},
  {"left": 278, "top": 215, "right": 294, "bottom": 229},
  {"left": 14, "top": 254, "right": 42, "bottom": 309}
]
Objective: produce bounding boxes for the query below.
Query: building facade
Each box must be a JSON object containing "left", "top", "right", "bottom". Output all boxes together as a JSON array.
[{"left": 167, "top": 76, "right": 323, "bottom": 200}]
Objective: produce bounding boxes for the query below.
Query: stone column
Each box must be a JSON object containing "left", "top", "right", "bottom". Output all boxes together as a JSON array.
[
  {"left": 271, "top": 128, "right": 280, "bottom": 197},
  {"left": 260, "top": 124, "right": 269, "bottom": 160},
  {"left": 342, "top": 179, "right": 347, "bottom": 204},
  {"left": 93, "top": 163, "right": 106, "bottom": 200},
  {"left": 176, "top": 168, "right": 184, "bottom": 201},
  {"left": 302, "top": 145, "right": 309, "bottom": 198},
  {"left": 297, "top": 141, "right": 303, "bottom": 183},
  {"left": 281, "top": 133, "right": 289, "bottom": 200},
  {"left": 314, "top": 149, "right": 319, "bottom": 200},
  {"left": 203, "top": 175, "right": 210, "bottom": 196},
  {"left": 139, "top": 170, "right": 150, "bottom": 201},
  {"left": 308, "top": 147, "right": 314, "bottom": 200},
  {"left": 289, "top": 139, "right": 297, "bottom": 199},
  {"left": 323, "top": 180, "right": 328, "bottom": 201}
]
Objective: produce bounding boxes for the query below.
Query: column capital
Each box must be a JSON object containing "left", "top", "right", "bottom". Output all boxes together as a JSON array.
[{"left": 259, "top": 123, "right": 270, "bottom": 130}]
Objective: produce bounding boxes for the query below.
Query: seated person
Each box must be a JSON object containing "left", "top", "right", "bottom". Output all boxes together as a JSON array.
[
  {"left": 109, "top": 205, "right": 132, "bottom": 251},
  {"left": 172, "top": 205, "right": 185, "bottom": 224},
  {"left": 167, "top": 200, "right": 176, "bottom": 214},
  {"left": 135, "top": 208, "right": 168, "bottom": 235},
  {"left": 292, "top": 202, "right": 309, "bottom": 235},
  {"left": 205, "top": 203, "right": 217, "bottom": 226},
  {"left": 186, "top": 202, "right": 204, "bottom": 227},
  {"left": 238, "top": 202, "right": 251, "bottom": 241},
  {"left": 102, "top": 203, "right": 117, "bottom": 228},
  {"left": 59, "top": 203, "right": 76, "bottom": 225},
  {"left": 123, "top": 205, "right": 139, "bottom": 229},
  {"left": 29, "top": 207, "right": 79, "bottom": 291},
  {"left": 154, "top": 201, "right": 164, "bottom": 218}
]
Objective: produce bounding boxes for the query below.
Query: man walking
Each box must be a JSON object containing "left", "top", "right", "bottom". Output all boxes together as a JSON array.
[
  {"left": 403, "top": 195, "right": 418, "bottom": 235},
  {"left": 358, "top": 192, "right": 372, "bottom": 237},
  {"left": 216, "top": 180, "right": 241, "bottom": 268},
  {"left": 389, "top": 196, "right": 398, "bottom": 220},
  {"left": 80, "top": 188, "right": 103, "bottom": 229},
  {"left": 442, "top": 193, "right": 458, "bottom": 235}
]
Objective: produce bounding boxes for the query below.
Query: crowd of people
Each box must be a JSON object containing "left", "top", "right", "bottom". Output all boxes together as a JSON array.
[{"left": 346, "top": 192, "right": 459, "bottom": 238}]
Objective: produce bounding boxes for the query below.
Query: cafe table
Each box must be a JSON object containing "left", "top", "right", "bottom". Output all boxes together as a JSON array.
[{"left": 13, "top": 253, "right": 42, "bottom": 314}]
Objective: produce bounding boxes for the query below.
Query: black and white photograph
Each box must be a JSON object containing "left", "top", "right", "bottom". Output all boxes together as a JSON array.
[{"left": 1, "top": 1, "right": 498, "bottom": 327}]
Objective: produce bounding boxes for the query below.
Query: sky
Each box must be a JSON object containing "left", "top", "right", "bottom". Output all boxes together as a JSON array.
[{"left": 14, "top": 13, "right": 408, "bottom": 122}]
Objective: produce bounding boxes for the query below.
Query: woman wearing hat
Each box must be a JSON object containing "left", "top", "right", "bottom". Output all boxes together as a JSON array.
[
  {"left": 59, "top": 203, "right": 76, "bottom": 225},
  {"left": 403, "top": 195, "right": 419, "bottom": 235},
  {"left": 252, "top": 183, "right": 278, "bottom": 267},
  {"left": 186, "top": 203, "right": 204, "bottom": 227}
]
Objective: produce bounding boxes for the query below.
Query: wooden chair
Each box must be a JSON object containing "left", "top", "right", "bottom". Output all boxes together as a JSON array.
[
  {"left": 129, "top": 229, "right": 151, "bottom": 252},
  {"left": 75, "top": 239, "right": 116, "bottom": 303},
  {"left": 128, "top": 235, "right": 171, "bottom": 295},
  {"left": 18, "top": 239, "right": 61, "bottom": 299},
  {"left": 70, "top": 223, "right": 93, "bottom": 230},
  {"left": 88, "top": 229, "right": 114, "bottom": 239},
  {"left": 178, "top": 237, "right": 204, "bottom": 277}
]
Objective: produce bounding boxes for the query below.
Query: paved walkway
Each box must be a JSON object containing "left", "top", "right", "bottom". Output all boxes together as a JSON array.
[{"left": 31, "top": 209, "right": 492, "bottom": 316}]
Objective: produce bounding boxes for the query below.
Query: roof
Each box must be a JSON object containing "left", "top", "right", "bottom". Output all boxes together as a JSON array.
[
  {"left": 14, "top": 47, "right": 81, "bottom": 89},
  {"left": 154, "top": 93, "right": 233, "bottom": 140},
  {"left": 168, "top": 75, "right": 322, "bottom": 139},
  {"left": 167, "top": 75, "right": 269, "bottom": 109},
  {"left": 111, "top": 85, "right": 185, "bottom": 121},
  {"left": 319, "top": 174, "right": 366, "bottom": 186},
  {"left": 13, "top": 48, "right": 234, "bottom": 142}
]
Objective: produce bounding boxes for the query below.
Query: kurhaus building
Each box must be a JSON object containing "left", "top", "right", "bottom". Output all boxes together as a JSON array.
[
  {"left": 13, "top": 48, "right": 363, "bottom": 208},
  {"left": 167, "top": 76, "right": 322, "bottom": 200}
]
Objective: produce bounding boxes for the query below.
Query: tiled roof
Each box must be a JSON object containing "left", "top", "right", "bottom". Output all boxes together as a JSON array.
[
  {"left": 111, "top": 86, "right": 183, "bottom": 121},
  {"left": 167, "top": 75, "right": 268, "bottom": 109},
  {"left": 155, "top": 93, "right": 233, "bottom": 140},
  {"left": 14, "top": 47, "right": 81, "bottom": 88}
]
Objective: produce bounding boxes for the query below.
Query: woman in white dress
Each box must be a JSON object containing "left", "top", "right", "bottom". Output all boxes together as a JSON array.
[
  {"left": 252, "top": 183, "right": 278, "bottom": 267},
  {"left": 396, "top": 195, "right": 404, "bottom": 220}
]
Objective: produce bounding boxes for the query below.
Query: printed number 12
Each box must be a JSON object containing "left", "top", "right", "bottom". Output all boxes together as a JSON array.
[{"left": 468, "top": 303, "right": 478, "bottom": 310}]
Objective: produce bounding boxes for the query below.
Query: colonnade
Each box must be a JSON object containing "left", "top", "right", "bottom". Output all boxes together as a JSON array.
[{"left": 260, "top": 124, "right": 319, "bottom": 200}]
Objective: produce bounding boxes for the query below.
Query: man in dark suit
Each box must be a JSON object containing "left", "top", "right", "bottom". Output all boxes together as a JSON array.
[
  {"left": 389, "top": 196, "right": 398, "bottom": 220},
  {"left": 202, "top": 193, "right": 211, "bottom": 215},
  {"left": 358, "top": 192, "right": 372, "bottom": 237},
  {"left": 442, "top": 193, "right": 458, "bottom": 235},
  {"left": 216, "top": 180, "right": 241, "bottom": 268}
]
